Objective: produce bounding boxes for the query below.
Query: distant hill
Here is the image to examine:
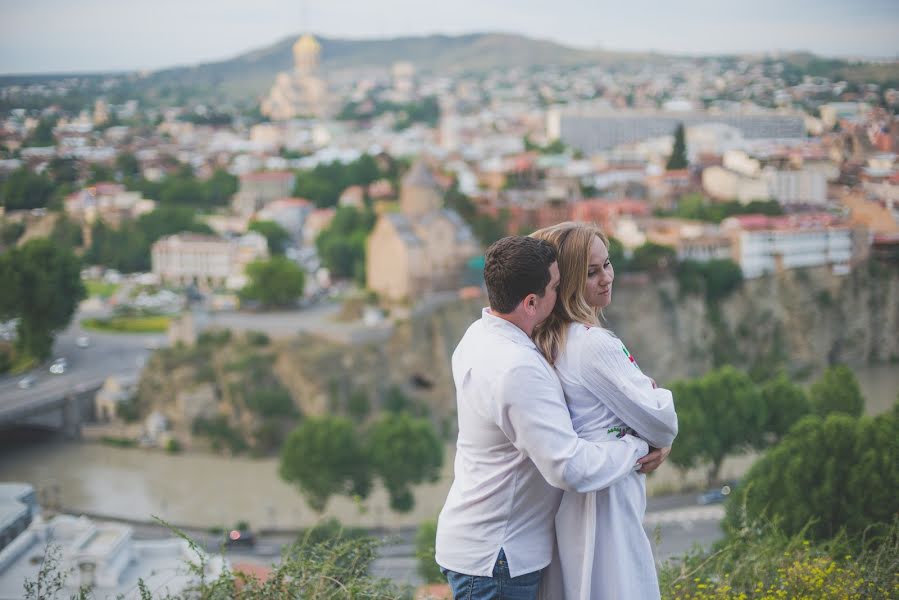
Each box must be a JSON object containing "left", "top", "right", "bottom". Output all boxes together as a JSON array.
[
  {"left": 2, "top": 33, "right": 896, "bottom": 108},
  {"left": 131, "top": 32, "right": 661, "bottom": 103}
]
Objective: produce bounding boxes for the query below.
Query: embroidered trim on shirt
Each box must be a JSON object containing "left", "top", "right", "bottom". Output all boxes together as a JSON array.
[
  {"left": 621, "top": 344, "right": 640, "bottom": 369},
  {"left": 607, "top": 425, "right": 639, "bottom": 439}
]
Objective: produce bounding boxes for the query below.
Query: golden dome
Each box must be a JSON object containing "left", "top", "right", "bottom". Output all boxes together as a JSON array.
[{"left": 292, "top": 34, "right": 320, "bottom": 56}]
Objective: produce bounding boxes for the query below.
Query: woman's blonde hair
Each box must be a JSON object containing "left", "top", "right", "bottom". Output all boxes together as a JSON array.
[{"left": 531, "top": 221, "right": 609, "bottom": 364}]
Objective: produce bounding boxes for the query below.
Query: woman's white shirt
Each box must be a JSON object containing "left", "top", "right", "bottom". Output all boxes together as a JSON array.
[{"left": 554, "top": 323, "right": 678, "bottom": 448}]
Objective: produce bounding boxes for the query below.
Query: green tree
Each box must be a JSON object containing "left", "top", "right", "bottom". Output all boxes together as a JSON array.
[
  {"left": 630, "top": 242, "right": 676, "bottom": 273},
  {"left": 415, "top": 519, "right": 443, "bottom": 583},
  {"left": 47, "top": 157, "right": 79, "bottom": 184},
  {"left": 1, "top": 167, "right": 56, "bottom": 210},
  {"left": 204, "top": 169, "right": 238, "bottom": 206},
  {"left": 315, "top": 206, "right": 375, "bottom": 283},
  {"left": 670, "top": 366, "right": 767, "bottom": 485},
  {"left": 666, "top": 122, "right": 688, "bottom": 170},
  {"left": 810, "top": 365, "right": 865, "bottom": 417},
  {"left": 607, "top": 236, "right": 628, "bottom": 271},
  {"left": 24, "top": 117, "right": 57, "bottom": 147},
  {"left": 0, "top": 238, "right": 85, "bottom": 361},
  {"left": 724, "top": 410, "right": 898, "bottom": 542},
  {"left": 241, "top": 257, "right": 305, "bottom": 308},
  {"left": 279, "top": 416, "right": 371, "bottom": 512},
  {"left": 367, "top": 412, "right": 443, "bottom": 512},
  {"left": 760, "top": 372, "right": 810, "bottom": 441},
  {"left": 115, "top": 152, "right": 141, "bottom": 178},
  {"left": 249, "top": 220, "right": 290, "bottom": 255},
  {"left": 87, "top": 163, "right": 115, "bottom": 184}
]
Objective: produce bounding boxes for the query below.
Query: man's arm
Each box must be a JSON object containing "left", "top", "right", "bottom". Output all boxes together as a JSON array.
[{"left": 493, "top": 364, "right": 649, "bottom": 493}]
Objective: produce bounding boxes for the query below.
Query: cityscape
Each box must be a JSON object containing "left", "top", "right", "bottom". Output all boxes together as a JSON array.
[{"left": 0, "top": 3, "right": 898, "bottom": 599}]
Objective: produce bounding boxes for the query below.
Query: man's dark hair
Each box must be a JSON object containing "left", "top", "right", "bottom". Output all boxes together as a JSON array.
[{"left": 484, "top": 236, "right": 557, "bottom": 314}]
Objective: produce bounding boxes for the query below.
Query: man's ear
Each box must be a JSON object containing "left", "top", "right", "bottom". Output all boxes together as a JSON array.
[{"left": 522, "top": 293, "right": 538, "bottom": 315}]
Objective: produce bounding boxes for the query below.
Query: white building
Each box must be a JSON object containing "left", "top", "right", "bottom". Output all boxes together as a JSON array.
[
  {"left": 722, "top": 214, "right": 854, "bottom": 278},
  {"left": 702, "top": 166, "right": 770, "bottom": 203},
  {"left": 0, "top": 504, "right": 224, "bottom": 600},
  {"left": 151, "top": 232, "right": 269, "bottom": 289},
  {"left": 763, "top": 168, "right": 828, "bottom": 205},
  {"left": 257, "top": 197, "right": 314, "bottom": 241}
]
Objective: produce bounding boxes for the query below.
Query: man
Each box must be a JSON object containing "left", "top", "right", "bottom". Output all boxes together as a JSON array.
[{"left": 436, "top": 236, "right": 668, "bottom": 599}]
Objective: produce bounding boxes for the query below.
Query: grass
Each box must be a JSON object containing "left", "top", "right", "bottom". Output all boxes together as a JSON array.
[
  {"left": 82, "top": 315, "right": 170, "bottom": 333},
  {"left": 83, "top": 280, "right": 120, "bottom": 299}
]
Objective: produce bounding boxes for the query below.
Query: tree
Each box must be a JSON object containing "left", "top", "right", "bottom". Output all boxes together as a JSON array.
[
  {"left": 669, "top": 366, "right": 767, "bottom": 485},
  {"left": 0, "top": 239, "right": 85, "bottom": 361},
  {"left": 809, "top": 365, "right": 865, "bottom": 417},
  {"left": 249, "top": 220, "right": 290, "bottom": 255},
  {"left": 1, "top": 167, "right": 56, "bottom": 210},
  {"left": 241, "top": 257, "right": 305, "bottom": 308},
  {"left": 279, "top": 416, "right": 371, "bottom": 512},
  {"left": 23, "top": 117, "right": 57, "bottom": 147},
  {"left": 315, "top": 206, "right": 375, "bottom": 283},
  {"left": 666, "top": 122, "right": 688, "bottom": 170},
  {"left": 204, "top": 169, "right": 238, "bottom": 206},
  {"left": 367, "top": 412, "right": 443, "bottom": 512},
  {"left": 724, "top": 410, "right": 898, "bottom": 542},
  {"left": 760, "top": 372, "right": 810, "bottom": 441},
  {"left": 115, "top": 152, "right": 141, "bottom": 178},
  {"left": 630, "top": 242, "right": 676, "bottom": 273},
  {"left": 415, "top": 519, "right": 443, "bottom": 583}
]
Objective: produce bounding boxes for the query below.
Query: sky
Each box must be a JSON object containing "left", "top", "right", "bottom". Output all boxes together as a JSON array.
[{"left": 1, "top": 0, "right": 898, "bottom": 75}]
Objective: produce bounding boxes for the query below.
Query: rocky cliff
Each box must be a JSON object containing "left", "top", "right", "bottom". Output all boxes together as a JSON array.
[{"left": 136, "top": 261, "right": 899, "bottom": 446}]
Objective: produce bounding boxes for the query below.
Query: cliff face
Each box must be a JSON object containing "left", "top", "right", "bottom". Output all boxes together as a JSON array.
[
  {"left": 137, "top": 262, "right": 898, "bottom": 437},
  {"left": 607, "top": 262, "right": 899, "bottom": 382}
]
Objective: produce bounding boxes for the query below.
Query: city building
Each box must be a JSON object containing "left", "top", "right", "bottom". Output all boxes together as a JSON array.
[
  {"left": 722, "top": 213, "right": 856, "bottom": 278},
  {"left": 94, "top": 375, "right": 139, "bottom": 422},
  {"left": 260, "top": 34, "right": 329, "bottom": 120},
  {"left": 701, "top": 166, "right": 769, "bottom": 203},
  {"left": 0, "top": 503, "right": 224, "bottom": 600},
  {"left": 64, "top": 183, "right": 156, "bottom": 227},
  {"left": 0, "top": 484, "right": 37, "bottom": 554},
  {"left": 256, "top": 197, "right": 313, "bottom": 241},
  {"left": 366, "top": 160, "right": 479, "bottom": 301},
  {"left": 151, "top": 232, "right": 269, "bottom": 289},
  {"left": 549, "top": 107, "right": 806, "bottom": 155},
  {"left": 231, "top": 171, "right": 296, "bottom": 218}
]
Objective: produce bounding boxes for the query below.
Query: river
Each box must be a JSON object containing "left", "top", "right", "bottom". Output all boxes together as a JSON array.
[{"left": 1, "top": 364, "right": 895, "bottom": 529}]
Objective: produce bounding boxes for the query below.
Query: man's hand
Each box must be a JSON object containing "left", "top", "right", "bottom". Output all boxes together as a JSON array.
[{"left": 637, "top": 446, "right": 671, "bottom": 474}]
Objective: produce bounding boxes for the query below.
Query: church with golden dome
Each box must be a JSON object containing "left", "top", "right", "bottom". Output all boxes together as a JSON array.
[{"left": 260, "top": 34, "right": 329, "bottom": 120}]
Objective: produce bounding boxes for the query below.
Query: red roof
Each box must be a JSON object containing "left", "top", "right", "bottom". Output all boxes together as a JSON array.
[{"left": 726, "top": 213, "right": 846, "bottom": 231}]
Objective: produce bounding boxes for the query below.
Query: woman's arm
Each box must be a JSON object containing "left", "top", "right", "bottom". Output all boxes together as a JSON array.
[{"left": 579, "top": 329, "right": 678, "bottom": 448}]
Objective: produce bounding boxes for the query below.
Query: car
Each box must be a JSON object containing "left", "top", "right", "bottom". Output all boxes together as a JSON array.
[
  {"left": 17, "top": 375, "right": 36, "bottom": 389},
  {"left": 49, "top": 358, "right": 67, "bottom": 375},
  {"left": 224, "top": 529, "right": 256, "bottom": 549},
  {"left": 697, "top": 482, "right": 737, "bottom": 505},
  {"left": 76, "top": 336, "right": 90, "bottom": 348}
]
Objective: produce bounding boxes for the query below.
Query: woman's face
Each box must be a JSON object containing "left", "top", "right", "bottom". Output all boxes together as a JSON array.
[{"left": 584, "top": 235, "right": 615, "bottom": 309}]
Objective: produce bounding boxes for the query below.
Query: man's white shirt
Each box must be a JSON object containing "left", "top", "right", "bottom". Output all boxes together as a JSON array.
[{"left": 435, "top": 308, "right": 649, "bottom": 578}]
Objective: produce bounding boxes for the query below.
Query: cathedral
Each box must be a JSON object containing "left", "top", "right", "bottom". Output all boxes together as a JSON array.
[
  {"left": 366, "top": 160, "right": 481, "bottom": 302},
  {"left": 260, "top": 34, "right": 329, "bottom": 120}
]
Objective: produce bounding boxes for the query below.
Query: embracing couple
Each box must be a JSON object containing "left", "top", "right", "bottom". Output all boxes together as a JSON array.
[{"left": 435, "top": 222, "right": 679, "bottom": 600}]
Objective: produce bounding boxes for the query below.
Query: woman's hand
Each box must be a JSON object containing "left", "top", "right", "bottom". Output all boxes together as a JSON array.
[{"left": 637, "top": 446, "right": 670, "bottom": 474}]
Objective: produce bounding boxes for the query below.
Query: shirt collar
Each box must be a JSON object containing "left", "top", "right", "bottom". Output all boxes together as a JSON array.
[{"left": 481, "top": 307, "right": 537, "bottom": 350}]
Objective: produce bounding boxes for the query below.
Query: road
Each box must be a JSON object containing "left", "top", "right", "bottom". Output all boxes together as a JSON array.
[
  {"left": 120, "top": 493, "right": 724, "bottom": 589},
  {"left": 0, "top": 312, "right": 163, "bottom": 421}
]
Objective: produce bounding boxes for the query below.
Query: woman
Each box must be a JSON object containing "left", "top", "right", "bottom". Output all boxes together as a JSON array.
[{"left": 532, "top": 221, "right": 678, "bottom": 600}]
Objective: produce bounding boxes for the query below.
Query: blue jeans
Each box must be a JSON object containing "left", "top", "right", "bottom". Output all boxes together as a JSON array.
[{"left": 441, "top": 549, "right": 543, "bottom": 600}]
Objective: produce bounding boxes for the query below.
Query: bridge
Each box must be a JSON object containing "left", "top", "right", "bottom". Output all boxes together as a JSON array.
[{"left": 0, "top": 377, "right": 108, "bottom": 438}]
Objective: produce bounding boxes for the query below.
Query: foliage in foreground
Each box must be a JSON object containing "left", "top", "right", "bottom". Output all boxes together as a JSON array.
[
  {"left": 24, "top": 522, "right": 405, "bottom": 600},
  {"left": 659, "top": 516, "right": 899, "bottom": 600},
  {"left": 723, "top": 408, "right": 898, "bottom": 544}
]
